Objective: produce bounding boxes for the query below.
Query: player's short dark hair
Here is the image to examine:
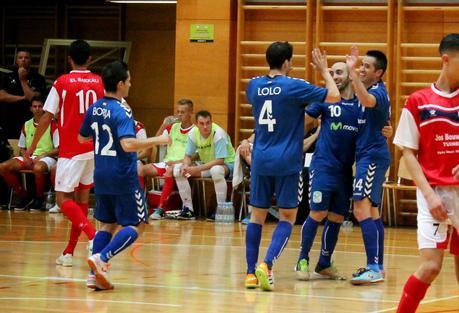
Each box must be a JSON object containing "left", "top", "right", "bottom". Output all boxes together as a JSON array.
[
  {"left": 177, "top": 98, "right": 193, "bottom": 109},
  {"left": 102, "top": 61, "right": 129, "bottom": 92},
  {"left": 366, "top": 50, "right": 387, "bottom": 77},
  {"left": 439, "top": 33, "right": 459, "bottom": 55},
  {"left": 69, "top": 40, "right": 91, "bottom": 66},
  {"left": 266, "top": 41, "right": 293, "bottom": 70},
  {"left": 30, "top": 96, "right": 43, "bottom": 104},
  {"left": 16, "top": 49, "right": 31, "bottom": 55},
  {"left": 196, "top": 110, "right": 212, "bottom": 121}
]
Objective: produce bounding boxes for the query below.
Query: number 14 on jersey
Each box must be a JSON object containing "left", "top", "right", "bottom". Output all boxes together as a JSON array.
[{"left": 258, "top": 100, "right": 276, "bottom": 132}]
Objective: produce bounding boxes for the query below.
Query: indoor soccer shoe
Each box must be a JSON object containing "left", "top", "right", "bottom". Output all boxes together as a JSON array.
[
  {"left": 312, "top": 263, "right": 347, "bottom": 280},
  {"left": 177, "top": 207, "right": 195, "bottom": 220},
  {"left": 255, "top": 262, "right": 274, "bottom": 291},
  {"left": 350, "top": 268, "right": 384, "bottom": 285},
  {"left": 245, "top": 273, "right": 258, "bottom": 289},
  {"left": 295, "top": 259, "right": 310, "bottom": 281},
  {"left": 55, "top": 253, "right": 73, "bottom": 267},
  {"left": 150, "top": 208, "right": 165, "bottom": 220},
  {"left": 87, "top": 253, "right": 113, "bottom": 290},
  {"left": 86, "top": 273, "right": 113, "bottom": 290}
]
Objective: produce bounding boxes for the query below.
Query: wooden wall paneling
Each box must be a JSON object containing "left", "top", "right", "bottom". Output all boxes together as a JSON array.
[
  {"left": 235, "top": 1, "right": 308, "bottom": 143},
  {"left": 125, "top": 4, "right": 176, "bottom": 136},
  {"left": 175, "top": 0, "right": 236, "bottom": 134},
  {"left": 235, "top": 0, "right": 245, "bottom": 144},
  {"left": 305, "top": 0, "right": 314, "bottom": 82}
]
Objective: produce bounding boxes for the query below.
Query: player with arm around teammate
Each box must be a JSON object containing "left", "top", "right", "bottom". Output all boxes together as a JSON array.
[{"left": 80, "top": 61, "right": 169, "bottom": 290}]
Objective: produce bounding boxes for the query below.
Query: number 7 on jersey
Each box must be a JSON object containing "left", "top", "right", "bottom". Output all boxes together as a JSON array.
[{"left": 258, "top": 100, "right": 276, "bottom": 132}]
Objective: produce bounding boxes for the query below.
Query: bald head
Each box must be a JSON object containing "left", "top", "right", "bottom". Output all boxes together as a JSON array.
[{"left": 330, "top": 62, "right": 350, "bottom": 91}]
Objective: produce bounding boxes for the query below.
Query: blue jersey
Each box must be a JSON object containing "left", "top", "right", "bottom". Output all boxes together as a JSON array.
[
  {"left": 247, "top": 75, "right": 327, "bottom": 176},
  {"left": 80, "top": 97, "right": 139, "bottom": 195},
  {"left": 306, "top": 97, "right": 360, "bottom": 173},
  {"left": 356, "top": 81, "right": 391, "bottom": 161}
]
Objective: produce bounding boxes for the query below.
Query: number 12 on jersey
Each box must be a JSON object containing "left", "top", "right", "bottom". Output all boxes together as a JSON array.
[{"left": 258, "top": 100, "right": 276, "bottom": 132}]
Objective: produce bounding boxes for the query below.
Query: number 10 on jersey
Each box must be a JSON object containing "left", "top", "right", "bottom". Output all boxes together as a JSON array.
[{"left": 258, "top": 100, "right": 276, "bottom": 132}]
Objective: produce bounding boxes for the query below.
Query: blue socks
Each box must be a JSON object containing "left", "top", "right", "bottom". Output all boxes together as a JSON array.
[
  {"left": 374, "top": 218, "right": 385, "bottom": 271},
  {"left": 92, "top": 231, "right": 113, "bottom": 255},
  {"left": 246, "top": 223, "right": 262, "bottom": 274},
  {"left": 100, "top": 227, "right": 138, "bottom": 263},
  {"left": 360, "top": 217, "right": 379, "bottom": 272},
  {"left": 265, "top": 221, "right": 292, "bottom": 268},
  {"left": 299, "top": 217, "right": 319, "bottom": 262},
  {"left": 318, "top": 220, "right": 341, "bottom": 269}
]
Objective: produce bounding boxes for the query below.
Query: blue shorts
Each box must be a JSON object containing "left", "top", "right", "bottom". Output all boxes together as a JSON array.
[
  {"left": 94, "top": 189, "right": 148, "bottom": 226},
  {"left": 250, "top": 172, "right": 302, "bottom": 209},
  {"left": 309, "top": 169, "right": 353, "bottom": 216},
  {"left": 353, "top": 158, "right": 389, "bottom": 206}
]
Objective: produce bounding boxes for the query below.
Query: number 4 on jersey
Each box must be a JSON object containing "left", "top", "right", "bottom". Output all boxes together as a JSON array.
[{"left": 258, "top": 100, "right": 276, "bottom": 132}]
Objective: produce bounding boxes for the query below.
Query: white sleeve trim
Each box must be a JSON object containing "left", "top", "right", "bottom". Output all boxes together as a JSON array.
[
  {"left": 52, "top": 128, "right": 59, "bottom": 148},
  {"left": 43, "top": 87, "right": 60, "bottom": 115},
  {"left": 393, "top": 108, "right": 419, "bottom": 150}
]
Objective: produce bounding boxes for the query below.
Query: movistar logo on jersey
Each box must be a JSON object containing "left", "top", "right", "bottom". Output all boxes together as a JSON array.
[
  {"left": 330, "top": 122, "right": 342, "bottom": 131},
  {"left": 330, "top": 122, "right": 358, "bottom": 132},
  {"left": 92, "top": 106, "right": 111, "bottom": 119}
]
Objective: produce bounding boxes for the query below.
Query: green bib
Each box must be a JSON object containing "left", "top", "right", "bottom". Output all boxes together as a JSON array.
[
  {"left": 164, "top": 123, "right": 191, "bottom": 162},
  {"left": 25, "top": 119, "right": 53, "bottom": 156},
  {"left": 193, "top": 123, "right": 235, "bottom": 164}
]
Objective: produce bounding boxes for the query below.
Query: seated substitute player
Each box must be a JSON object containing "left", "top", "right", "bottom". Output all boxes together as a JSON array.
[
  {"left": 295, "top": 62, "right": 393, "bottom": 281},
  {"left": 346, "top": 47, "right": 391, "bottom": 285},
  {"left": 79, "top": 61, "right": 169, "bottom": 290},
  {"left": 0, "top": 97, "right": 58, "bottom": 211},
  {"left": 173, "top": 110, "right": 235, "bottom": 220},
  {"left": 394, "top": 33, "right": 459, "bottom": 313},
  {"left": 137, "top": 99, "right": 195, "bottom": 220},
  {"left": 244, "top": 42, "right": 340, "bottom": 291}
]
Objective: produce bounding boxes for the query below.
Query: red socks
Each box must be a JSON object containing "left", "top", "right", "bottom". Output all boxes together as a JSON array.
[
  {"left": 159, "top": 176, "right": 175, "bottom": 210},
  {"left": 34, "top": 174, "right": 47, "bottom": 199},
  {"left": 62, "top": 202, "right": 91, "bottom": 255},
  {"left": 2, "top": 171, "right": 27, "bottom": 198},
  {"left": 61, "top": 200, "right": 96, "bottom": 241},
  {"left": 397, "top": 275, "right": 430, "bottom": 313}
]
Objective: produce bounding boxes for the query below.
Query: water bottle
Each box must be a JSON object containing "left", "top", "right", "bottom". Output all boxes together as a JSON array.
[
  {"left": 342, "top": 219, "right": 353, "bottom": 232},
  {"left": 45, "top": 191, "right": 54, "bottom": 211},
  {"left": 215, "top": 202, "right": 224, "bottom": 223},
  {"left": 226, "top": 202, "right": 235, "bottom": 223}
]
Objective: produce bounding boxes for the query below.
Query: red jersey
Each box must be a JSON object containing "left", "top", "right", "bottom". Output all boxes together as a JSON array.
[
  {"left": 44, "top": 70, "right": 104, "bottom": 158},
  {"left": 394, "top": 84, "right": 459, "bottom": 186}
]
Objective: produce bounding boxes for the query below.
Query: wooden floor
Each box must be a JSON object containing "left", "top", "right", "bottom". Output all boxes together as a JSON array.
[{"left": 0, "top": 212, "right": 458, "bottom": 313}]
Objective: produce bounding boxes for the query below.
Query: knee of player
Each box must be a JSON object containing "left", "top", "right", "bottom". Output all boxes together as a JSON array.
[
  {"left": 310, "top": 210, "right": 327, "bottom": 222},
  {"left": 32, "top": 163, "right": 47, "bottom": 174},
  {"left": 210, "top": 165, "right": 225, "bottom": 180},
  {"left": 327, "top": 212, "right": 345, "bottom": 223},
  {"left": 419, "top": 259, "right": 443, "bottom": 280}
]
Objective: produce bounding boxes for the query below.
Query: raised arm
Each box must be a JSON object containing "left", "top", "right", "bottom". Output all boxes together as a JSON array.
[
  {"left": 346, "top": 46, "right": 376, "bottom": 108},
  {"left": 311, "top": 48, "right": 340, "bottom": 103}
]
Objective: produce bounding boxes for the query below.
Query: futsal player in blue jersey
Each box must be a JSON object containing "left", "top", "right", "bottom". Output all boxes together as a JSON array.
[
  {"left": 295, "top": 62, "right": 358, "bottom": 281},
  {"left": 79, "top": 61, "right": 169, "bottom": 290},
  {"left": 244, "top": 41, "right": 340, "bottom": 291},
  {"left": 346, "top": 46, "right": 391, "bottom": 285}
]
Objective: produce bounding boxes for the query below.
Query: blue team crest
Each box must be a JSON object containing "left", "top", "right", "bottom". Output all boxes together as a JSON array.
[{"left": 312, "top": 191, "right": 322, "bottom": 203}]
